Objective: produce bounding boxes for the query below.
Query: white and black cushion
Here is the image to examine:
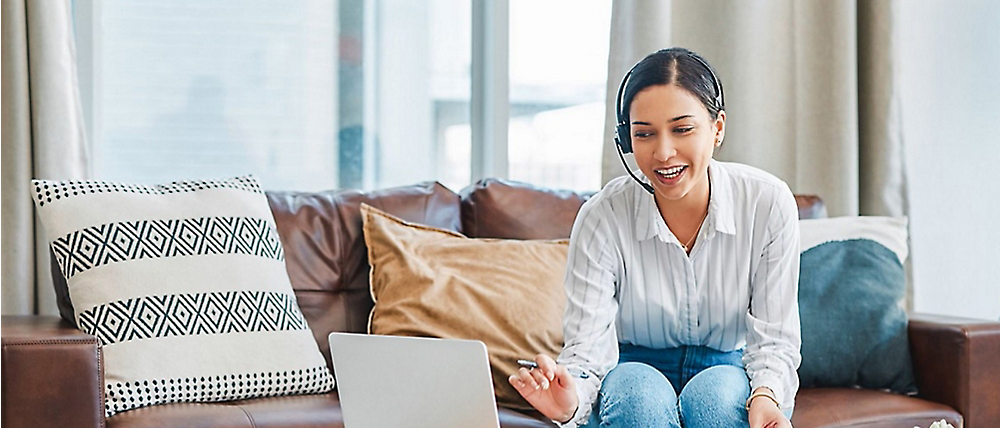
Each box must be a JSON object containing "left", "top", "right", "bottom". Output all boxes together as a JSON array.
[{"left": 31, "top": 175, "right": 334, "bottom": 417}]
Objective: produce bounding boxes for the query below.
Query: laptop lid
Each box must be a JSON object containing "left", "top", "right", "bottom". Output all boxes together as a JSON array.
[{"left": 328, "top": 332, "right": 501, "bottom": 428}]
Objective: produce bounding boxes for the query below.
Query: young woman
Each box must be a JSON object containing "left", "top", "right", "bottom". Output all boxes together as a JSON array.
[{"left": 509, "top": 48, "right": 800, "bottom": 428}]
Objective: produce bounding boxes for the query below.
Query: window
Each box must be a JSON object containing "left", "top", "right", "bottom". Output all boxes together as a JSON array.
[
  {"left": 507, "top": 0, "right": 611, "bottom": 191},
  {"left": 74, "top": 0, "right": 609, "bottom": 192},
  {"left": 76, "top": 0, "right": 341, "bottom": 191}
]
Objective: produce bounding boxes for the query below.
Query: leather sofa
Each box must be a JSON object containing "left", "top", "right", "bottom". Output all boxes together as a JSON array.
[{"left": 3, "top": 178, "right": 998, "bottom": 428}]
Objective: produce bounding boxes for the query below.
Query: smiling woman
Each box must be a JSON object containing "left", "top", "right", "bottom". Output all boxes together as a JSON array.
[{"left": 508, "top": 48, "right": 801, "bottom": 428}]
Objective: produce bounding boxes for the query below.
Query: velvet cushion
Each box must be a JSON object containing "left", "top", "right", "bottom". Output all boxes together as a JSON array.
[
  {"left": 797, "top": 216, "right": 917, "bottom": 394},
  {"left": 361, "top": 203, "right": 567, "bottom": 409}
]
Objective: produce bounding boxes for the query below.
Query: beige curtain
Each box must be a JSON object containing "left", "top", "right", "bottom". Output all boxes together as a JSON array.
[
  {"left": 602, "top": 0, "right": 907, "bottom": 219},
  {"left": 1, "top": 0, "right": 90, "bottom": 316}
]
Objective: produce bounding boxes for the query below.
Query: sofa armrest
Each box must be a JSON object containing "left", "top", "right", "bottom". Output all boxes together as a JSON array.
[
  {"left": 2, "top": 315, "right": 105, "bottom": 428},
  {"left": 908, "top": 313, "right": 1000, "bottom": 428}
]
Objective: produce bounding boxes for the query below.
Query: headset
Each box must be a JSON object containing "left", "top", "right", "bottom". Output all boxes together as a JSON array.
[{"left": 613, "top": 50, "right": 725, "bottom": 194}]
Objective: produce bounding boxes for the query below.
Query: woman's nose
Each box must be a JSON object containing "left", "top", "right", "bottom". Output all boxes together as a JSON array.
[{"left": 653, "top": 137, "right": 677, "bottom": 161}]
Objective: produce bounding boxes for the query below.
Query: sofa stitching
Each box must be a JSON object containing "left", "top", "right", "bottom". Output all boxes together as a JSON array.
[
  {"left": 1, "top": 339, "right": 99, "bottom": 346},
  {"left": 960, "top": 328, "right": 971, "bottom": 425},
  {"left": 234, "top": 404, "right": 257, "bottom": 428},
  {"left": 98, "top": 344, "right": 107, "bottom": 428},
  {"left": 2, "top": 346, "right": 7, "bottom": 428}
]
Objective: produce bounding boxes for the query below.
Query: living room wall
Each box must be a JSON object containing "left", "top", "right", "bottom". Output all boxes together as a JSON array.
[{"left": 899, "top": 0, "right": 1000, "bottom": 320}]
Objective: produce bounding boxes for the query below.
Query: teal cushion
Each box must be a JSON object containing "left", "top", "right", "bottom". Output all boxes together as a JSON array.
[{"left": 797, "top": 217, "right": 917, "bottom": 395}]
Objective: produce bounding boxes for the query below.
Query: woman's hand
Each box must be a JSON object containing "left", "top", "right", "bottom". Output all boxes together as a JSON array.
[
  {"left": 507, "top": 354, "right": 579, "bottom": 423},
  {"left": 747, "top": 389, "right": 792, "bottom": 428}
]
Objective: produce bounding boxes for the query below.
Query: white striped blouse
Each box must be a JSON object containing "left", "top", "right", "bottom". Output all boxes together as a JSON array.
[{"left": 557, "top": 159, "right": 802, "bottom": 427}]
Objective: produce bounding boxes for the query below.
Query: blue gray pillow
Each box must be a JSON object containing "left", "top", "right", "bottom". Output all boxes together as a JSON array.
[{"left": 797, "top": 217, "right": 917, "bottom": 395}]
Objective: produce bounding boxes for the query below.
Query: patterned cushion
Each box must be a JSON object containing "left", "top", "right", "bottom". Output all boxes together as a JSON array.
[
  {"left": 797, "top": 216, "right": 917, "bottom": 394},
  {"left": 31, "top": 175, "right": 334, "bottom": 417}
]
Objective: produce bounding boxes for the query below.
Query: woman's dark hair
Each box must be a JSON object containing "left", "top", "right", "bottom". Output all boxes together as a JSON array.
[{"left": 619, "top": 47, "right": 725, "bottom": 122}]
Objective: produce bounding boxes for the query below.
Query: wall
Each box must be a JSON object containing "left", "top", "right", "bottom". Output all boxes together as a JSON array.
[{"left": 899, "top": 0, "right": 1000, "bottom": 320}]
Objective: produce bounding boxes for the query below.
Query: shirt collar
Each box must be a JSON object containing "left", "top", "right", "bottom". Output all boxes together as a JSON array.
[
  {"left": 634, "top": 159, "right": 737, "bottom": 242},
  {"left": 707, "top": 159, "right": 737, "bottom": 236},
  {"left": 635, "top": 182, "right": 661, "bottom": 242}
]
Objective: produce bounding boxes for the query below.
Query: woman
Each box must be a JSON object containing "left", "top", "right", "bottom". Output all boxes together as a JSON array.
[{"left": 509, "top": 47, "right": 800, "bottom": 428}]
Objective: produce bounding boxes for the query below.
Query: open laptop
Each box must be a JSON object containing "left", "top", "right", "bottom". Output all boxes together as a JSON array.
[{"left": 328, "top": 332, "right": 502, "bottom": 428}]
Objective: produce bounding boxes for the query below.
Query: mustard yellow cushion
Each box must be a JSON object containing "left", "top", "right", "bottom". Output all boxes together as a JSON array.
[{"left": 361, "top": 203, "right": 566, "bottom": 409}]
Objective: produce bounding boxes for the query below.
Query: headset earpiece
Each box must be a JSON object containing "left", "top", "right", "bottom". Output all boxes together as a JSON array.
[
  {"left": 614, "top": 67, "right": 652, "bottom": 193},
  {"left": 615, "top": 123, "right": 632, "bottom": 154},
  {"left": 614, "top": 68, "right": 633, "bottom": 155}
]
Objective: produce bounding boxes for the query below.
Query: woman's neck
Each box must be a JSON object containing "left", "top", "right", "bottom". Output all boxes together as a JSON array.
[{"left": 655, "top": 172, "right": 711, "bottom": 222}]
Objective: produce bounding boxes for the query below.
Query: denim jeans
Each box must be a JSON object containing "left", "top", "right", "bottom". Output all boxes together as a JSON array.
[{"left": 579, "top": 344, "right": 792, "bottom": 428}]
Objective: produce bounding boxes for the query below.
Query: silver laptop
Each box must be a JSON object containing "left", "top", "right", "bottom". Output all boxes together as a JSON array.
[{"left": 328, "top": 332, "right": 502, "bottom": 428}]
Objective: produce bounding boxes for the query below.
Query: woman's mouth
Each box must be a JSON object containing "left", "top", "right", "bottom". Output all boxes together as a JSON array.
[{"left": 654, "top": 165, "right": 687, "bottom": 183}]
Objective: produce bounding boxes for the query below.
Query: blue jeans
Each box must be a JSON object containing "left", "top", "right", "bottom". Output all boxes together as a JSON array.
[{"left": 580, "top": 344, "right": 792, "bottom": 428}]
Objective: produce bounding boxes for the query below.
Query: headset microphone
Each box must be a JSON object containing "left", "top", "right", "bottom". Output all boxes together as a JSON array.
[{"left": 616, "top": 141, "right": 655, "bottom": 194}]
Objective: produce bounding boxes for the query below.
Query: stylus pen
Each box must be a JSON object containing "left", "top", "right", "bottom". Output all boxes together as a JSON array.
[{"left": 517, "top": 359, "right": 590, "bottom": 379}]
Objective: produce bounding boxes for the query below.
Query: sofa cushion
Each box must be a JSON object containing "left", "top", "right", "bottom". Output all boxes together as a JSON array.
[
  {"left": 361, "top": 204, "right": 567, "bottom": 410},
  {"left": 797, "top": 216, "right": 917, "bottom": 394},
  {"left": 31, "top": 175, "right": 334, "bottom": 416},
  {"left": 105, "top": 391, "right": 558, "bottom": 428},
  {"left": 790, "top": 388, "right": 961, "bottom": 428}
]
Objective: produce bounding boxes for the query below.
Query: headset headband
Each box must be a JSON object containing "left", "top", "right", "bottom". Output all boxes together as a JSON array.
[{"left": 616, "top": 52, "right": 724, "bottom": 128}]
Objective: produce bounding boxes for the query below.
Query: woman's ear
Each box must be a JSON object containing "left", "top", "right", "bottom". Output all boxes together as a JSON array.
[{"left": 714, "top": 110, "right": 726, "bottom": 147}]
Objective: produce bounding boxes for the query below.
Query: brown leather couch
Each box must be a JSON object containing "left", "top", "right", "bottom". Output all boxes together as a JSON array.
[{"left": 3, "top": 178, "right": 999, "bottom": 428}]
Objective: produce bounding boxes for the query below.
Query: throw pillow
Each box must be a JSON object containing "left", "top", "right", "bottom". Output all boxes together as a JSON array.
[
  {"left": 797, "top": 216, "right": 917, "bottom": 394},
  {"left": 31, "top": 175, "right": 335, "bottom": 417},
  {"left": 361, "top": 203, "right": 567, "bottom": 409}
]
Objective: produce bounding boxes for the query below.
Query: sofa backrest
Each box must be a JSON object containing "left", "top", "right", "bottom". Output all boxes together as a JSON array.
[
  {"left": 49, "top": 178, "right": 826, "bottom": 372},
  {"left": 458, "top": 179, "right": 827, "bottom": 240},
  {"left": 460, "top": 178, "right": 594, "bottom": 239},
  {"left": 266, "top": 181, "right": 461, "bottom": 369}
]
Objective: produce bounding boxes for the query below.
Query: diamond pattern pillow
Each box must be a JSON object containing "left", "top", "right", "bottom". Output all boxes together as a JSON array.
[{"left": 31, "top": 175, "right": 334, "bottom": 417}]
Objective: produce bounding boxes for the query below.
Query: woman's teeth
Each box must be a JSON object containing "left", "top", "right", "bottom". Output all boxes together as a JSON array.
[{"left": 656, "top": 166, "right": 686, "bottom": 179}]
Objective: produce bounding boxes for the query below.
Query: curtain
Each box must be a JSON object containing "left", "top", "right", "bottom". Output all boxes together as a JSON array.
[
  {"left": 1, "top": 0, "right": 90, "bottom": 316},
  {"left": 602, "top": 0, "right": 906, "bottom": 219},
  {"left": 601, "top": 0, "right": 908, "bottom": 306}
]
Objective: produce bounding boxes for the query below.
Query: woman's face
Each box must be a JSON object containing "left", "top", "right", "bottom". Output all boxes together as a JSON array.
[{"left": 629, "top": 83, "right": 724, "bottom": 204}]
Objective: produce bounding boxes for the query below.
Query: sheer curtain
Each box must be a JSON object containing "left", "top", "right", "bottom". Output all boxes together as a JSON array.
[{"left": 1, "top": 0, "right": 91, "bottom": 315}]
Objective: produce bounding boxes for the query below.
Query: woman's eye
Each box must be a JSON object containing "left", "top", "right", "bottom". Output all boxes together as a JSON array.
[
  {"left": 674, "top": 127, "right": 694, "bottom": 134},
  {"left": 634, "top": 131, "right": 652, "bottom": 138}
]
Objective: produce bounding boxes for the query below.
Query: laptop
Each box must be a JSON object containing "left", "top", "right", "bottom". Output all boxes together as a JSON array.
[{"left": 328, "top": 332, "right": 502, "bottom": 428}]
